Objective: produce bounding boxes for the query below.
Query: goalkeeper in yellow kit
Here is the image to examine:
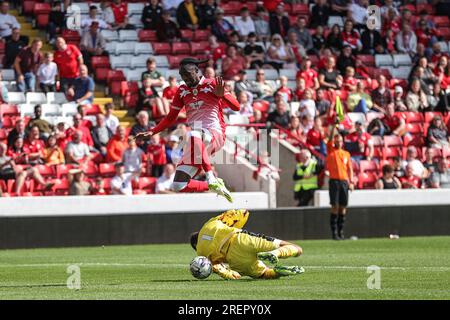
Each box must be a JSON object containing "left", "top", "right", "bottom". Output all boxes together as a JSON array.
[{"left": 190, "top": 209, "right": 305, "bottom": 280}]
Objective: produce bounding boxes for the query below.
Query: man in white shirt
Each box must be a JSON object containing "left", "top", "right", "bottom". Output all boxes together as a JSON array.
[
  {"left": 235, "top": 7, "right": 255, "bottom": 42},
  {"left": 81, "top": 5, "right": 110, "bottom": 34},
  {"left": 111, "top": 162, "right": 139, "bottom": 195},
  {"left": 104, "top": 103, "right": 120, "bottom": 134},
  {"left": 348, "top": 0, "right": 369, "bottom": 27},
  {"left": 402, "top": 147, "right": 428, "bottom": 178},
  {"left": 0, "top": 1, "right": 20, "bottom": 38},
  {"left": 155, "top": 163, "right": 176, "bottom": 194},
  {"left": 122, "top": 136, "right": 145, "bottom": 174}
]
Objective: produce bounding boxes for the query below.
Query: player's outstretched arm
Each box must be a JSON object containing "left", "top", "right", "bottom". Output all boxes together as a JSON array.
[
  {"left": 214, "top": 76, "right": 240, "bottom": 111},
  {"left": 136, "top": 107, "right": 182, "bottom": 141},
  {"left": 212, "top": 263, "right": 241, "bottom": 280}
]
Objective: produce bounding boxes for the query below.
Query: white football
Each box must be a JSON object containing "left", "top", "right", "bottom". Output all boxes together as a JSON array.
[{"left": 189, "top": 256, "right": 212, "bottom": 279}]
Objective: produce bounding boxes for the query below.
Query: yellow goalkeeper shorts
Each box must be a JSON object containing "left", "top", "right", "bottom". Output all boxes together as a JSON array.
[{"left": 225, "top": 231, "right": 279, "bottom": 278}]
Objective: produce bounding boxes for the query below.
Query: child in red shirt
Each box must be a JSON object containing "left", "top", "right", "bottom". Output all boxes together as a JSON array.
[{"left": 146, "top": 133, "right": 167, "bottom": 177}]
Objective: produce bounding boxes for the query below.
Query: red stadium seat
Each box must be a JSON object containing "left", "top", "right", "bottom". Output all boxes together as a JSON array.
[
  {"left": 85, "top": 104, "right": 101, "bottom": 115},
  {"left": 172, "top": 42, "right": 191, "bottom": 55},
  {"left": 403, "top": 134, "right": 425, "bottom": 147},
  {"left": 416, "top": 4, "right": 434, "bottom": 14},
  {"left": 384, "top": 135, "right": 403, "bottom": 148},
  {"left": 138, "top": 30, "right": 157, "bottom": 42},
  {"left": 358, "top": 172, "right": 378, "bottom": 189},
  {"left": 84, "top": 163, "right": 99, "bottom": 178},
  {"left": 53, "top": 179, "right": 69, "bottom": 195},
  {"left": 194, "top": 30, "right": 210, "bottom": 41},
  {"left": 383, "top": 147, "right": 401, "bottom": 160},
  {"left": 106, "top": 70, "right": 126, "bottom": 85},
  {"left": 56, "top": 164, "right": 75, "bottom": 179},
  {"left": 0, "top": 104, "right": 20, "bottom": 118},
  {"left": 95, "top": 68, "right": 110, "bottom": 82},
  {"left": 356, "top": 55, "right": 375, "bottom": 67},
  {"left": 400, "top": 4, "right": 416, "bottom": 14},
  {"left": 138, "top": 177, "right": 157, "bottom": 194},
  {"left": 291, "top": 3, "right": 309, "bottom": 15},
  {"left": 62, "top": 30, "right": 81, "bottom": 43},
  {"left": 99, "top": 163, "right": 116, "bottom": 177},
  {"left": 1, "top": 116, "right": 15, "bottom": 129},
  {"left": 190, "top": 41, "right": 209, "bottom": 55},
  {"left": 153, "top": 42, "right": 172, "bottom": 55},
  {"left": 36, "top": 14, "right": 49, "bottom": 28},
  {"left": 222, "top": 1, "right": 242, "bottom": 15},
  {"left": 34, "top": 165, "right": 55, "bottom": 178},
  {"left": 402, "top": 112, "right": 424, "bottom": 124},
  {"left": 424, "top": 112, "right": 443, "bottom": 124},
  {"left": 433, "top": 16, "right": 450, "bottom": 28},
  {"left": 359, "top": 160, "right": 378, "bottom": 174},
  {"left": 22, "top": 1, "right": 36, "bottom": 15},
  {"left": 180, "top": 29, "right": 194, "bottom": 40},
  {"left": 102, "top": 178, "right": 112, "bottom": 194},
  {"left": 245, "top": 2, "right": 257, "bottom": 13},
  {"left": 168, "top": 55, "right": 189, "bottom": 69},
  {"left": 33, "top": 3, "right": 51, "bottom": 14},
  {"left": 91, "top": 56, "right": 111, "bottom": 69},
  {"left": 405, "top": 123, "right": 424, "bottom": 136}
]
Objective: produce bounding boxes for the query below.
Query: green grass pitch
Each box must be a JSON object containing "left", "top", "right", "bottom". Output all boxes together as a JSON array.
[{"left": 0, "top": 236, "right": 449, "bottom": 299}]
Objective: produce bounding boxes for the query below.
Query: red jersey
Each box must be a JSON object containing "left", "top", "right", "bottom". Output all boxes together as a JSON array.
[
  {"left": 341, "top": 30, "right": 360, "bottom": 49},
  {"left": 297, "top": 69, "right": 318, "bottom": 89},
  {"left": 206, "top": 45, "right": 226, "bottom": 62},
  {"left": 24, "top": 139, "right": 45, "bottom": 155},
  {"left": 111, "top": 3, "right": 128, "bottom": 24},
  {"left": 276, "top": 86, "right": 293, "bottom": 102},
  {"left": 400, "top": 175, "right": 421, "bottom": 189},
  {"left": 306, "top": 128, "right": 323, "bottom": 147},
  {"left": 383, "top": 115, "right": 401, "bottom": 131},
  {"left": 163, "top": 86, "right": 179, "bottom": 101},
  {"left": 344, "top": 76, "right": 357, "bottom": 90},
  {"left": 66, "top": 127, "right": 94, "bottom": 147},
  {"left": 54, "top": 44, "right": 82, "bottom": 79},
  {"left": 344, "top": 131, "right": 372, "bottom": 157},
  {"left": 171, "top": 77, "right": 234, "bottom": 135},
  {"left": 147, "top": 142, "right": 167, "bottom": 165},
  {"left": 7, "top": 148, "right": 27, "bottom": 164}
]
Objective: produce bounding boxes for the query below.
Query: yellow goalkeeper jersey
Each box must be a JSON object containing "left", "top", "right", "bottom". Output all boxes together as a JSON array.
[{"left": 196, "top": 210, "right": 250, "bottom": 264}]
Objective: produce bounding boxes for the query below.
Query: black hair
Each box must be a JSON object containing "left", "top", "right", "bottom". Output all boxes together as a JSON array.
[{"left": 190, "top": 232, "right": 199, "bottom": 250}]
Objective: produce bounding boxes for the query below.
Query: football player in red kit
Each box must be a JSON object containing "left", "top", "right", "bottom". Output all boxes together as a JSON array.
[{"left": 136, "top": 58, "right": 240, "bottom": 202}]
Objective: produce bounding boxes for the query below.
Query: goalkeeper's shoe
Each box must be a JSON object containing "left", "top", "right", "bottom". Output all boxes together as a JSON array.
[
  {"left": 208, "top": 178, "right": 233, "bottom": 203},
  {"left": 274, "top": 265, "right": 305, "bottom": 276},
  {"left": 257, "top": 252, "right": 279, "bottom": 265}
]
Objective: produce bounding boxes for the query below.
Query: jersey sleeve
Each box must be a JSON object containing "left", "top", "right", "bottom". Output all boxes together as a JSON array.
[
  {"left": 216, "top": 209, "right": 250, "bottom": 229},
  {"left": 171, "top": 87, "right": 185, "bottom": 110}
]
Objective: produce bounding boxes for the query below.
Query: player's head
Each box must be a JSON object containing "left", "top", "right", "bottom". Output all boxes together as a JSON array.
[
  {"left": 179, "top": 58, "right": 208, "bottom": 88},
  {"left": 190, "top": 232, "right": 199, "bottom": 251},
  {"left": 334, "top": 134, "right": 344, "bottom": 149}
]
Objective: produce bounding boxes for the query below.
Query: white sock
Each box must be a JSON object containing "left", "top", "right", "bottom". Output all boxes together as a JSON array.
[{"left": 206, "top": 171, "right": 217, "bottom": 184}]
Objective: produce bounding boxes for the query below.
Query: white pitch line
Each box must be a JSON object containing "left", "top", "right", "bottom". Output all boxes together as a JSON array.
[{"left": 0, "top": 263, "right": 449, "bottom": 271}]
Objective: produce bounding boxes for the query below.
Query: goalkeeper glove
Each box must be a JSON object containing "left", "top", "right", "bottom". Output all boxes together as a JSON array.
[{"left": 213, "top": 263, "right": 241, "bottom": 280}]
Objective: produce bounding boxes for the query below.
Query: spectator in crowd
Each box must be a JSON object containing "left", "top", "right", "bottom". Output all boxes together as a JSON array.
[
  {"left": 131, "top": 111, "right": 156, "bottom": 152},
  {"left": 7, "top": 118, "right": 26, "bottom": 147},
  {"left": 91, "top": 177, "right": 107, "bottom": 195},
  {"left": 341, "top": 19, "right": 361, "bottom": 52},
  {"left": 7, "top": 136, "right": 28, "bottom": 164},
  {"left": 384, "top": 29, "right": 397, "bottom": 55},
  {"left": 104, "top": 103, "right": 119, "bottom": 134},
  {"left": 307, "top": 117, "right": 326, "bottom": 156},
  {"left": 3, "top": 27, "right": 28, "bottom": 68},
  {"left": 347, "top": 81, "right": 373, "bottom": 113},
  {"left": 344, "top": 121, "right": 374, "bottom": 161},
  {"left": 288, "top": 116, "right": 304, "bottom": 143},
  {"left": 67, "top": 114, "right": 94, "bottom": 148},
  {"left": 122, "top": 136, "right": 144, "bottom": 175},
  {"left": 68, "top": 168, "right": 92, "bottom": 196},
  {"left": 155, "top": 163, "right": 176, "bottom": 194},
  {"left": 141, "top": 58, "right": 165, "bottom": 88},
  {"left": 234, "top": 70, "right": 256, "bottom": 99},
  {"left": 14, "top": 38, "right": 43, "bottom": 92},
  {"left": 269, "top": 3, "right": 289, "bottom": 38},
  {"left": 162, "top": 76, "right": 179, "bottom": 110},
  {"left": 254, "top": 6, "right": 270, "bottom": 42},
  {"left": 325, "top": 24, "right": 342, "bottom": 54},
  {"left": 55, "top": 121, "right": 70, "bottom": 151},
  {"left": 423, "top": 147, "right": 438, "bottom": 174},
  {"left": 24, "top": 125, "right": 45, "bottom": 165},
  {"left": 37, "top": 52, "right": 58, "bottom": 93},
  {"left": 315, "top": 88, "right": 331, "bottom": 116},
  {"left": 250, "top": 109, "right": 265, "bottom": 125},
  {"left": 373, "top": 103, "right": 406, "bottom": 137},
  {"left": 409, "top": 65, "right": 431, "bottom": 95},
  {"left": 108, "top": 0, "right": 134, "bottom": 30},
  {"left": 275, "top": 76, "right": 294, "bottom": 103},
  {"left": 400, "top": 164, "right": 422, "bottom": 189},
  {"left": 106, "top": 126, "right": 128, "bottom": 163},
  {"left": 319, "top": 56, "right": 340, "bottom": 90},
  {"left": 348, "top": 0, "right": 369, "bottom": 28},
  {"left": 0, "top": 1, "right": 19, "bottom": 38},
  {"left": 396, "top": 22, "right": 417, "bottom": 57},
  {"left": 297, "top": 58, "right": 319, "bottom": 90},
  {"left": 138, "top": 78, "right": 167, "bottom": 116},
  {"left": 77, "top": 105, "right": 93, "bottom": 130},
  {"left": 176, "top": 0, "right": 200, "bottom": 30},
  {"left": 336, "top": 45, "right": 355, "bottom": 75},
  {"left": 311, "top": 25, "right": 326, "bottom": 56},
  {"left": 427, "top": 116, "right": 449, "bottom": 149},
  {"left": 233, "top": 91, "right": 253, "bottom": 118},
  {"left": 375, "top": 164, "right": 402, "bottom": 189},
  {"left": 211, "top": 8, "right": 234, "bottom": 43},
  {"left": 243, "top": 32, "right": 265, "bottom": 69},
  {"left": 298, "top": 89, "right": 317, "bottom": 121},
  {"left": 235, "top": 6, "right": 255, "bottom": 41},
  {"left": 286, "top": 31, "right": 307, "bottom": 66},
  {"left": 142, "top": 0, "right": 163, "bottom": 30},
  {"left": 67, "top": 65, "right": 95, "bottom": 106},
  {"left": 81, "top": 5, "right": 109, "bottom": 33},
  {"left": 47, "top": 2, "right": 65, "bottom": 44},
  {"left": 371, "top": 74, "right": 392, "bottom": 112},
  {"left": 392, "top": 156, "right": 405, "bottom": 178},
  {"left": 267, "top": 99, "right": 290, "bottom": 128},
  {"left": 27, "top": 105, "right": 53, "bottom": 139},
  {"left": 381, "top": 0, "right": 399, "bottom": 19},
  {"left": 406, "top": 78, "right": 428, "bottom": 112},
  {"left": 402, "top": 146, "right": 428, "bottom": 179},
  {"left": 54, "top": 37, "right": 84, "bottom": 93},
  {"left": 91, "top": 113, "right": 113, "bottom": 157},
  {"left": 197, "top": 0, "right": 217, "bottom": 29},
  {"left": 310, "top": 0, "right": 330, "bottom": 28},
  {"left": 205, "top": 35, "right": 226, "bottom": 66},
  {"left": 252, "top": 69, "right": 275, "bottom": 100},
  {"left": 288, "top": 16, "right": 313, "bottom": 54},
  {"left": 221, "top": 45, "right": 249, "bottom": 80},
  {"left": 294, "top": 77, "right": 306, "bottom": 101},
  {"left": 147, "top": 133, "right": 167, "bottom": 177},
  {"left": 42, "top": 134, "right": 65, "bottom": 165},
  {"left": 392, "top": 85, "right": 408, "bottom": 111},
  {"left": 266, "top": 33, "right": 296, "bottom": 70},
  {"left": 0, "top": 142, "right": 53, "bottom": 195},
  {"left": 293, "top": 149, "right": 320, "bottom": 206},
  {"left": 327, "top": 124, "right": 354, "bottom": 240},
  {"left": 111, "top": 161, "right": 139, "bottom": 195},
  {"left": 80, "top": 21, "right": 107, "bottom": 70},
  {"left": 156, "top": 9, "right": 182, "bottom": 42},
  {"left": 65, "top": 131, "right": 93, "bottom": 165},
  {"left": 429, "top": 158, "right": 450, "bottom": 189}
]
